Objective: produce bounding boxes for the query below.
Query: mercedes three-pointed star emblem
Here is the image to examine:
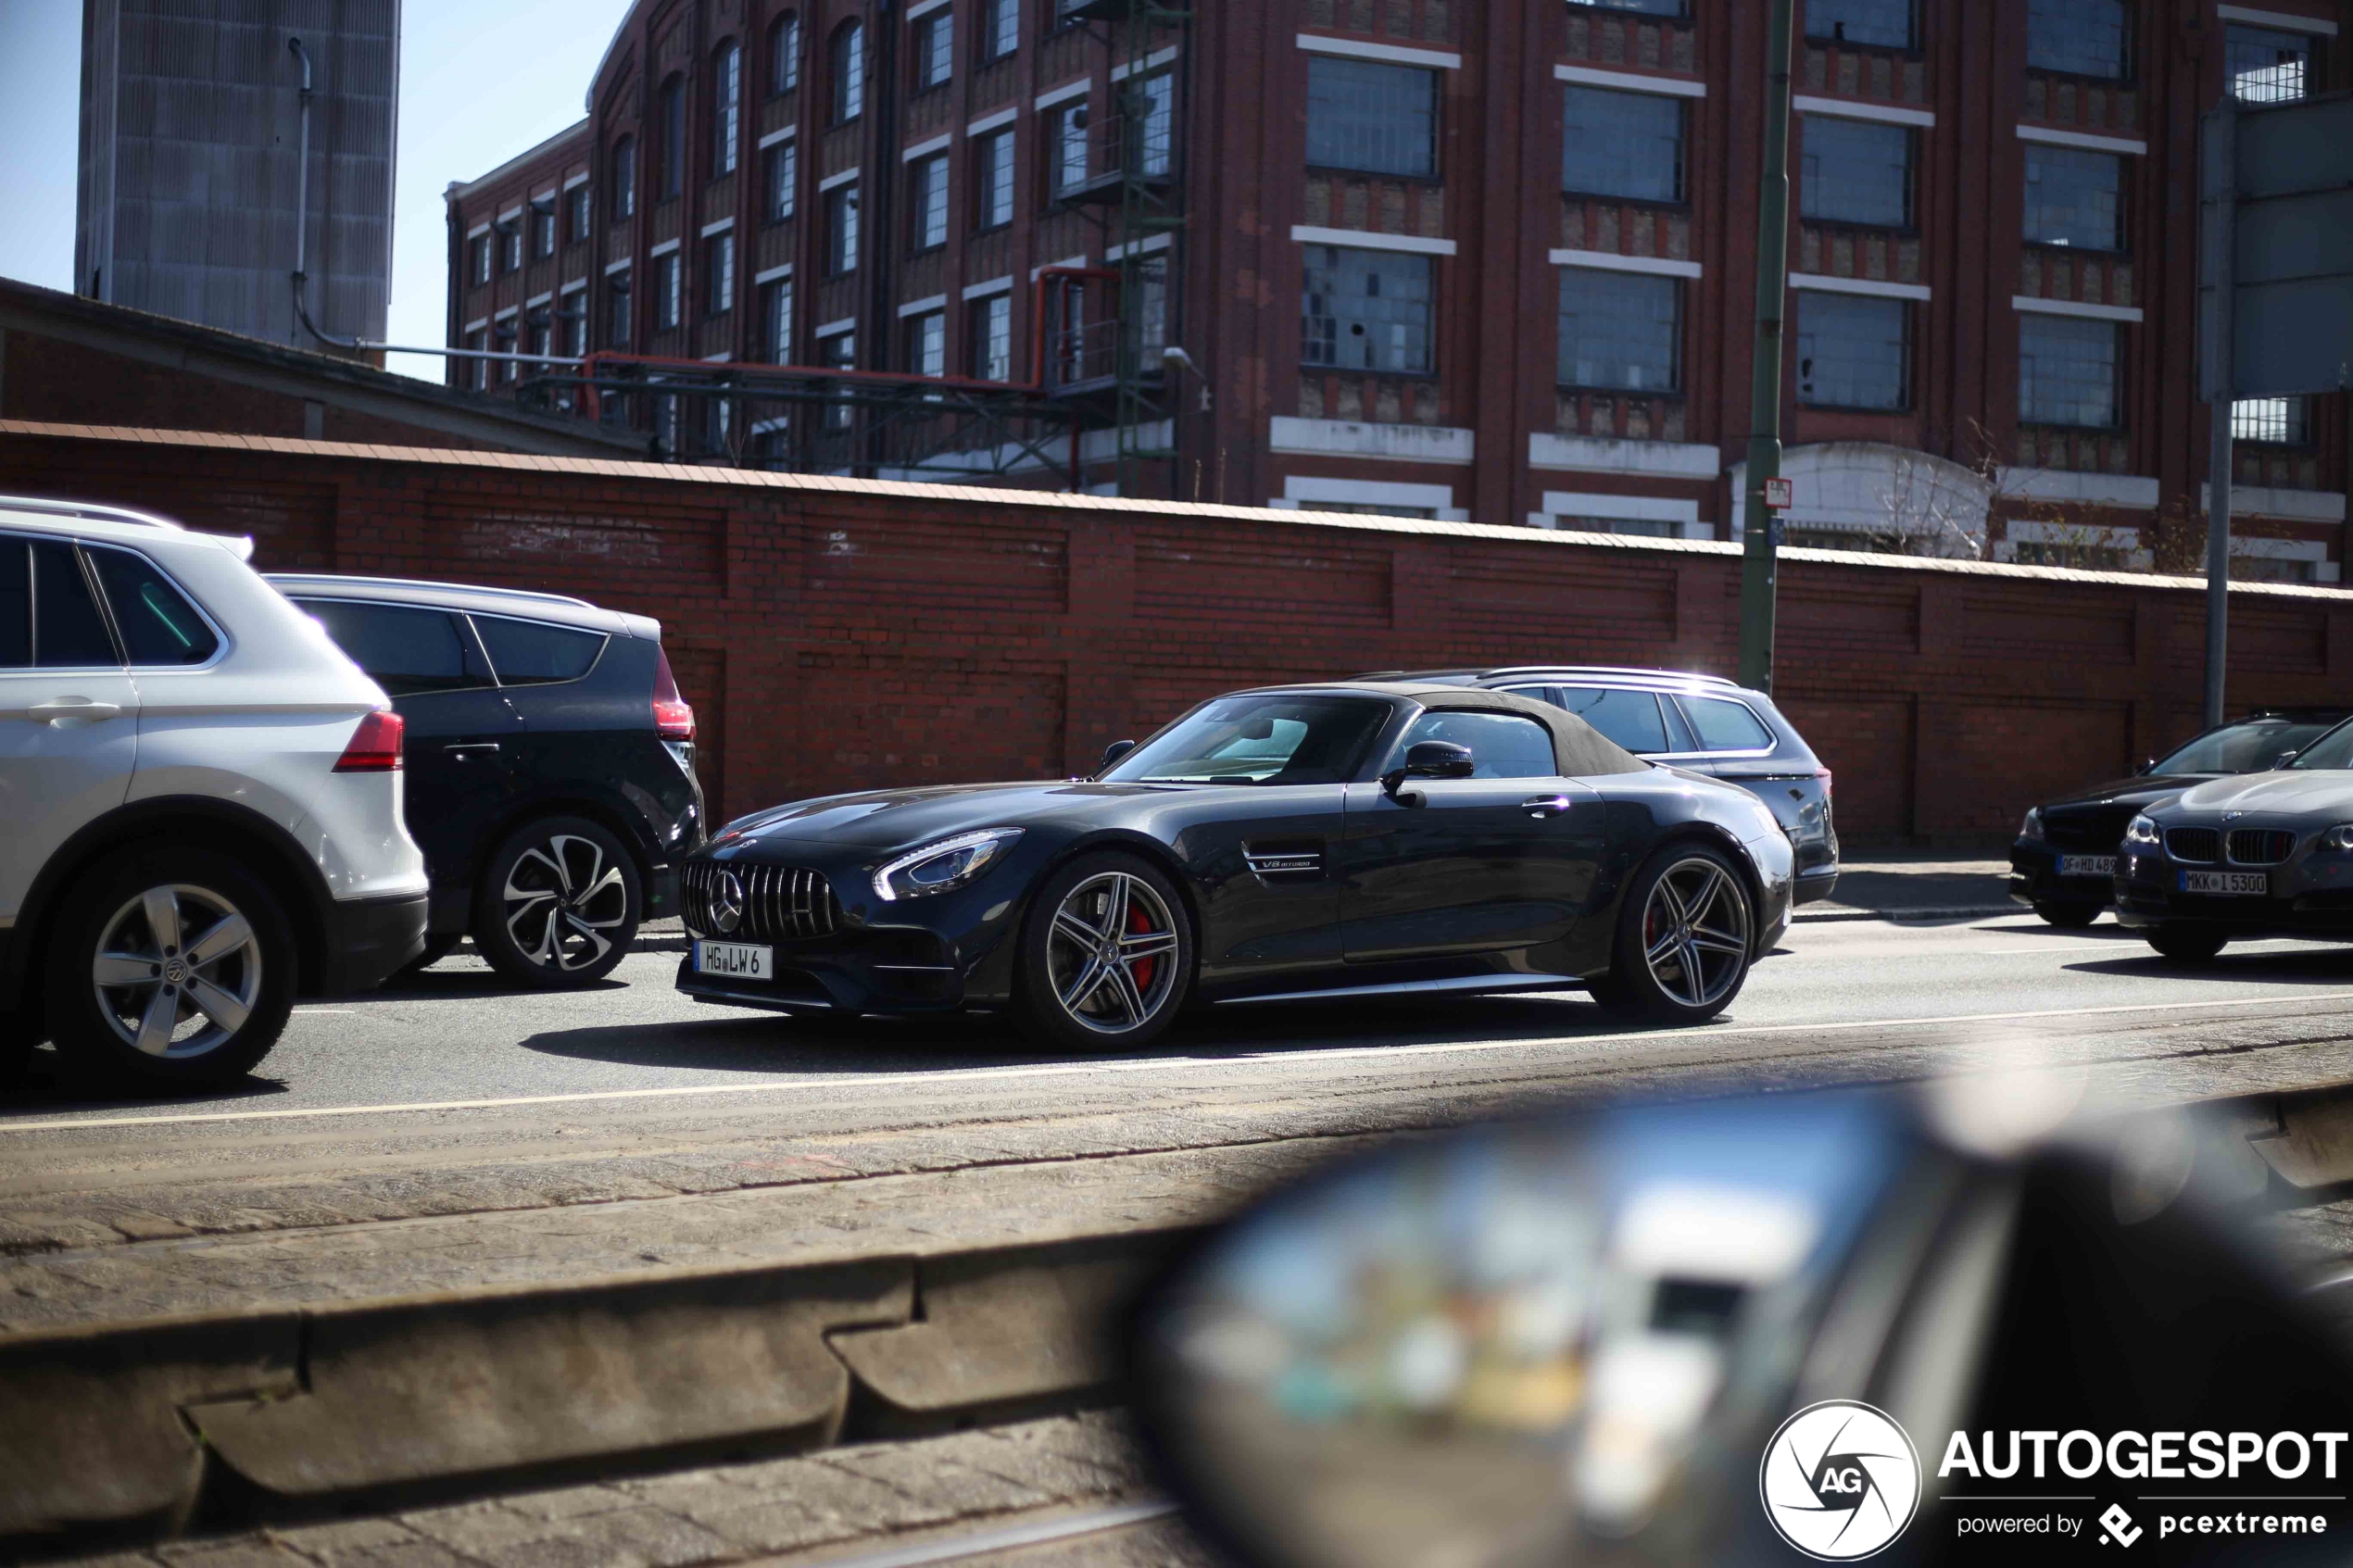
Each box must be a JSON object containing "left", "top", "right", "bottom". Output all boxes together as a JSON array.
[{"left": 711, "top": 870, "right": 746, "bottom": 935}]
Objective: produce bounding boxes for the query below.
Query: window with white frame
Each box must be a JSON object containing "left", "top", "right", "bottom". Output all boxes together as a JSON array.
[
  {"left": 713, "top": 42, "right": 741, "bottom": 175},
  {"left": 561, "top": 295, "right": 587, "bottom": 357},
  {"left": 832, "top": 20, "right": 865, "bottom": 123},
  {"left": 1800, "top": 115, "right": 1912, "bottom": 228},
  {"left": 975, "top": 130, "right": 1015, "bottom": 228},
  {"left": 2023, "top": 143, "right": 2122, "bottom": 249},
  {"left": 567, "top": 183, "right": 592, "bottom": 241},
  {"left": 914, "top": 154, "right": 950, "bottom": 250},
  {"left": 1136, "top": 71, "right": 1175, "bottom": 177},
  {"left": 705, "top": 232, "right": 735, "bottom": 316},
  {"left": 981, "top": 0, "right": 1018, "bottom": 60},
  {"left": 769, "top": 11, "right": 800, "bottom": 94},
  {"left": 1304, "top": 56, "right": 1438, "bottom": 178},
  {"left": 1556, "top": 267, "right": 1680, "bottom": 392},
  {"left": 820, "top": 330, "right": 856, "bottom": 430},
  {"left": 2233, "top": 396, "right": 2310, "bottom": 445},
  {"left": 494, "top": 319, "right": 519, "bottom": 382},
  {"left": 470, "top": 233, "right": 491, "bottom": 284},
  {"left": 1053, "top": 102, "right": 1090, "bottom": 194},
  {"left": 464, "top": 327, "right": 487, "bottom": 390},
  {"left": 765, "top": 139, "right": 798, "bottom": 221},
  {"left": 825, "top": 182, "right": 860, "bottom": 273},
  {"left": 2026, "top": 0, "right": 2130, "bottom": 80},
  {"left": 761, "top": 277, "right": 794, "bottom": 362},
  {"left": 608, "top": 269, "right": 631, "bottom": 345},
  {"left": 970, "top": 293, "right": 1013, "bottom": 380},
  {"left": 2019, "top": 313, "right": 2120, "bottom": 427},
  {"left": 1302, "top": 245, "right": 1433, "bottom": 374},
  {"left": 658, "top": 75, "right": 686, "bottom": 197},
  {"left": 532, "top": 198, "right": 556, "bottom": 257},
  {"left": 657, "top": 251, "right": 683, "bottom": 329},
  {"left": 526, "top": 307, "right": 552, "bottom": 364},
  {"left": 915, "top": 9, "right": 953, "bottom": 90},
  {"left": 1562, "top": 85, "right": 1683, "bottom": 202},
  {"left": 499, "top": 219, "right": 522, "bottom": 272},
  {"left": 611, "top": 137, "right": 635, "bottom": 219},
  {"left": 907, "top": 309, "right": 946, "bottom": 376},
  {"left": 1795, "top": 291, "right": 1908, "bottom": 410},
  {"left": 2228, "top": 24, "right": 2314, "bottom": 104}
]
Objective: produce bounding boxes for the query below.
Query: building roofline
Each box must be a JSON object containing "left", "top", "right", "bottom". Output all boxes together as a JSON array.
[
  {"left": 0, "top": 279, "right": 640, "bottom": 457},
  {"left": 587, "top": 6, "right": 637, "bottom": 115},
  {"left": 3, "top": 418, "right": 2344, "bottom": 606},
  {"left": 447, "top": 118, "right": 594, "bottom": 202}
]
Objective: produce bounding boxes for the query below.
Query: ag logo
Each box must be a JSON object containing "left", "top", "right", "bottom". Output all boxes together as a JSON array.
[{"left": 1759, "top": 1400, "right": 1921, "bottom": 1561}]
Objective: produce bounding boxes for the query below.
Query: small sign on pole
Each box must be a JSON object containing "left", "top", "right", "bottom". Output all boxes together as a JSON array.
[{"left": 1764, "top": 477, "right": 1793, "bottom": 511}]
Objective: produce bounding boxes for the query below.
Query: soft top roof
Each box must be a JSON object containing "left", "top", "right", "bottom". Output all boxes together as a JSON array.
[{"left": 1239, "top": 681, "right": 1650, "bottom": 779}]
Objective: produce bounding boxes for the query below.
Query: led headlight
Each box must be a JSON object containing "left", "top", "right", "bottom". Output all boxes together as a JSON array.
[
  {"left": 873, "top": 828, "right": 1025, "bottom": 901},
  {"left": 2122, "top": 814, "right": 2161, "bottom": 847},
  {"left": 2019, "top": 808, "right": 2044, "bottom": 841},
  {"left": 2323, "top": 824, "right": 2353, "bottom": 852}
]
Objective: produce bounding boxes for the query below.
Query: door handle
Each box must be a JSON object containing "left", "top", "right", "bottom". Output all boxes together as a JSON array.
[
  {"left": 27, "top": 698, "right": 124, "bottom": 725},
  {"left": 1521, "top": 794, "right": 1576, "bottom": 818},
  {"left": 443, "top": 742, "right": 502, "bottom": 758}
]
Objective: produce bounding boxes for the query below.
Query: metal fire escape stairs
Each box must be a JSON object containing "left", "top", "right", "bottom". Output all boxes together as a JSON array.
[{"left": 1052, "top": 0, "right": 1190, "bottom": 498}]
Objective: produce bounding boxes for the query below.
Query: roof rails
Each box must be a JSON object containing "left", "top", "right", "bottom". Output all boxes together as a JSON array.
[
  {"left": 261, "top": 572, "right": 598, "bottom": 611},
  {"left": 1480, "top": 665, "right": 1746, "bottom": 690},
  {"left": 0, "top": 495, "right": 186, "bottom": 532}
]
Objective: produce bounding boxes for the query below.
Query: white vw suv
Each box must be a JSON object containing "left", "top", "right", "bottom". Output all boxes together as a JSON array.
[{"left": 0, "top": 497, "right": 429, "bottom": 1090}]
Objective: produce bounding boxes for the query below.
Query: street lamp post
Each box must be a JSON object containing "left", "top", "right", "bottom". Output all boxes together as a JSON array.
[{"left": 1738, "top": 0, "right": 1797, "bottom": 693}]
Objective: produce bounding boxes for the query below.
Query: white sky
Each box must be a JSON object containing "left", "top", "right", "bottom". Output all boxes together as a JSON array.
[{"left": 0, "top": 0, "right": 633, "bottom": 382}]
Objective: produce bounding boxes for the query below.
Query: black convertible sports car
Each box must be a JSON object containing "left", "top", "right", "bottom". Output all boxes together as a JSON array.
[{"left": 676, "top": 683, "right": 1796, "bottom": 1047}]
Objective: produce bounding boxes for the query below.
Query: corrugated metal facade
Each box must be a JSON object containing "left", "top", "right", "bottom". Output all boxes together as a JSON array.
[{"left": 76, "top": 0, "right": 398, "bottom": 351}]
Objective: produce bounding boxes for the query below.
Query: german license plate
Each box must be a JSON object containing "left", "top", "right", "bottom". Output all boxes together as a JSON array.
[
  {"left": 2057, "top": 855, "right": 2117, "bottom": 877},
  {"left": 2181, "top": 870, "right": 2267, "bottom": 897},
  {"left": 694, "top": 940, "right": 774, "bottom": 980}
]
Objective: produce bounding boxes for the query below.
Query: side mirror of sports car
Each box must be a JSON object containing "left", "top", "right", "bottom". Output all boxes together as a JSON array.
[
  {"left": 1382, "top": 740, "right": 1476, "bottom": 797},
  {"left": 1130, "top": 1089, "right": 2353, "bottom": 1568},
  {"left": 1100, "top": 738, "right": 1137, "bottom": 773}
]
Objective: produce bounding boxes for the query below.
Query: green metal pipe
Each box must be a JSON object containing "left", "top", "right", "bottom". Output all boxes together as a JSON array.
[{"left": 1738, "top": 0, "right": 1795, "bottom": 692}]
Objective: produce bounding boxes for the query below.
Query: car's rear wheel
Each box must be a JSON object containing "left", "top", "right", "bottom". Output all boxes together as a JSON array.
[
  {"left": 2033, "top": 900, "right": 2104, "bottom": 929},
  {"left": 2145, "top": 924, "right": 2228, "bottom": 964},
  {"left": 472, "top": 817, "right": 640, "bottom": 987},
  {"left": 45, "top": 847, "right": 296, "bottom": 1091},
  {"left": 1600, "top": 845, "right": 1755, "bottom": 1024},
  {"left": 1014, "top": 853, "right": 1191, "bottom": 1052}
]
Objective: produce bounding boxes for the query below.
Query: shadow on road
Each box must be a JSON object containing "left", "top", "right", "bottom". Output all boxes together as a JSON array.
[
  {"left": 2064, "top": 946, "right": 2353, "bottom": 985},
  {"left": 367, "top": 966, "right": 629, "bottom": 1003},
  {"left": 514, "top": 988, "right": 1688, "bottom": 1078},
  {"left": 0, "top": 1045, "right": 294, "bottom": 1113}
]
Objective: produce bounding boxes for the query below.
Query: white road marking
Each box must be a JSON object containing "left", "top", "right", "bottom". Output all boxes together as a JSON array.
[
  {"left": 0, "top": 992, "right": 2332, "bottom": 1136},
  {"left": 804, "top": 1500, "right": 1178, "bottom": 1568}
]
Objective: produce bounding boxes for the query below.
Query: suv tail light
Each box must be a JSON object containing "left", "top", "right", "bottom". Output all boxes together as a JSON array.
[
  {"left": 651, "top": 646, "right": 696, "bottom": 741},
  {"left": 334, "top": 709, "right": 405, "bottom": 772},
  {"left": 1815, "top": 765, "right": 1833, "bottom": 801}
]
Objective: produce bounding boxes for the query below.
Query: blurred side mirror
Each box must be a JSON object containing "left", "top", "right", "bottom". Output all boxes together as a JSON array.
[
  {"left": 1131, "top": 1092, "right": 2353, "bottom": 1568},
  {"left": 1099, "top": 739, "right": 1137, "bottom": 772},
  {"left": 2274, "top": 750, "right": 2301, "bottom": 771}
]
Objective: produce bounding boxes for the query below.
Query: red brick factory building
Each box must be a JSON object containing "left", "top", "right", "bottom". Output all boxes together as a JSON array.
[{"left": 445, "top": 0, "right": 2351, "bottom": 581}]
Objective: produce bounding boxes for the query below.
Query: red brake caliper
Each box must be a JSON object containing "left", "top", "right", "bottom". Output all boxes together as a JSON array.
[{"left": 1127, "top": 904, "right": 1157, "bottom": 990}]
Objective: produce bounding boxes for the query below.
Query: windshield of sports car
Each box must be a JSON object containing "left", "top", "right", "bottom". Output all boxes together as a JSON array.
[
  {"left": 2286, "top": 719, "right": 2353, "bottom": 771},
  {"left": 1102, "top": 695, "right": 1394, "bottom": 785},
  {"left": 2158, "top": 716, "right": 2343, "bottom": 773}
]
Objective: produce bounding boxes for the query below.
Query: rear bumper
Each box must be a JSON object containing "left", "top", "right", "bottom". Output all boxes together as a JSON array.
[
  {"left": 1793, "top": 866, "right": 1840, "bottom": 906},
  {"left": 316, "top": 891, "right": 430, "bottom": 997}
]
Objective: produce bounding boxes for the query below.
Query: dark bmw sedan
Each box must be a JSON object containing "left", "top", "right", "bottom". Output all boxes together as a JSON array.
[
  {"left": 2115, "top": 718, "right": 2353, "bottom": 960},
  {"left": 2009, "top": 708, "right": 2352, "bottom": 927},
  {"left": 677, "top": 683, "right": 1794, "bottom": 1048}
]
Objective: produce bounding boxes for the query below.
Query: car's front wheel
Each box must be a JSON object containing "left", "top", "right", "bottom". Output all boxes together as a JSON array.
[
  {"left": 1600, "top": 844, "right": 1755, "bottom": 1024},
  {"left": 2145, "top": 924, "right": 2228, "bottom": 964},
  {"left": 45, "top": 846, "right": 296, "bottom": 1091},
  {"left": 473, "top": 817, "right": 641, "bottom": 987},
  {"left": 2034, "top": 900, "right": 2104, "bottom": 929},
  {"left": 1014, "top": 852, "right": 1192, "bottom": 1051}
]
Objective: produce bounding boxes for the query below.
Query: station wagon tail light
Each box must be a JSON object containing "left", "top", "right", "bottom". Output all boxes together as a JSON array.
[
  {"left": 651, "top": 647, "right": 697, "bottom": 741},
  {"left": 333, "top": 709, "right": 404, "bottom": 772}
]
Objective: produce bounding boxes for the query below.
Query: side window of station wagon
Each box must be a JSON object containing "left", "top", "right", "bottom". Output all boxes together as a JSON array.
[
  {"left": 1677, "top": 695, "right": 1775, "bottom": 754},
  {"left": 1555, "top": 686, "right": 1673, "bottom": 755}
]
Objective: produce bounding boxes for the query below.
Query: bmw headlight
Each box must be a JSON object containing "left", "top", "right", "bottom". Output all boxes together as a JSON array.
[
  {"left": 874, "top": 828, "right": 1025, "bottom": 902},
  {"left": 2122, "top": 814, "right": 2161, "bottom": 847},
  {"left": 2324, "top": 824, "right": 2353, "bottom": 852},
  {"left": 2019, "top": 807, "right": 2044, "bottom": 841}
]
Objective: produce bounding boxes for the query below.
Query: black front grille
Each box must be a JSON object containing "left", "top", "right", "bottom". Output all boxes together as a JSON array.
[
  {"left": 2166, "top": 827, "right": 2221, "bottom": 863},
  {"left": 2229, "top": 828, "right": 2297, "bottom": 866},
  {"left": 683, "top": 860, "right": 841, "bottom": 941}
]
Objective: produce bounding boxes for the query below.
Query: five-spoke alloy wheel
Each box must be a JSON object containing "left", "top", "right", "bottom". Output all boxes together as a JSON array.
[
  {"left": 45, "top": 847, "right": 296, "bottom": 1090},
  {"left": 1017, "top": 852, "right": 1192, "bottom": 1050},
  {"left": 1601, "top": 845, "right": 1755, "bottom": 1023},
  {"left": 474, "top": 817, "right": 641, "bottom": 987}
]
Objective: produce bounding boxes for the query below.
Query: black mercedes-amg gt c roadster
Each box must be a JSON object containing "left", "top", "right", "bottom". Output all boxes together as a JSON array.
[{"left": 676, "top": 682, "right": 1795, "bottom": 1047}]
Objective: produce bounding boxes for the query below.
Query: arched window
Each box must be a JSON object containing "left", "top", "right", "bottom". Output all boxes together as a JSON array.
[
  {"left": 769, "top": 11, "right": 800, "bottom": 94},
  {"left": 831, "top": 19, "right": 865, "bottom": 124},
  {"left": 611, "top": 135, "right": 635, "bottom": 220},
  {"left": 712, "top": 42, "right": 741, "bottom": 175},
  {"left": 658, "top": 73, "right": 686, "bottom": 198}
]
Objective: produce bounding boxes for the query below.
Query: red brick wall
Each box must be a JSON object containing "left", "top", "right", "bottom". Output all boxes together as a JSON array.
[{"left": 11, "top": 423, "right": 2351, "bottom": 847}]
